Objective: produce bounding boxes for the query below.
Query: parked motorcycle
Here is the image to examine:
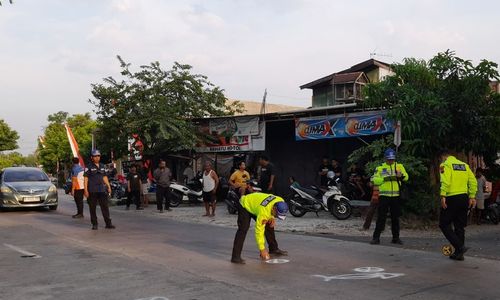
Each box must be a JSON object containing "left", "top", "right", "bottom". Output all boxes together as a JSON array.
[
  {"left": 287, "top": 172, "right": 352, "bottom": 220},
  {"left": 169, "top": 173, "right": 203, "bottom": 207},
  {"left": 483, "top": 198, "right": 499, "bottom": 225},
  {"left": 110, "top": 179, "right": 127, "bottom": 199},
  {"left": 225, "top": 179, "right": 262, "bottom": 215}
]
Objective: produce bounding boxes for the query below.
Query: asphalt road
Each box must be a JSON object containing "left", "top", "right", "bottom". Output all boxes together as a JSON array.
[{"left": 1, "top": 192, "right": 499, "bottom": 300}]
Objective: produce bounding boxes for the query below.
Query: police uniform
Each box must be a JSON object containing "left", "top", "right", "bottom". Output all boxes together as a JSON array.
[
  {"left": 84, "top": 162, "right": 113, "bottom": 228},
  {"left": 371, "top": 160, "right": 409, "bottom": 243},
  {"left": 439, "top": 155, "right": 477, "bottom": 258},
  {"left": 231, "top": 193, "right": 287, "bottom": 263}
]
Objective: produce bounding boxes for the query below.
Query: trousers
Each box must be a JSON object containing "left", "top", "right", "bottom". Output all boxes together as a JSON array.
[
  {"left": 88, "top": 192, "right": 112, "bottom": 226},
  {"left": 126, "top": 190, "right": 141, "bottom": 208},
  {"left": 373, "top": 196, "right": 401, "bottom": 239},
  {"left": 231, "top": 201, "right": 279, "bottom": 260},
  {"left": 73, "top": 189, "right": 84, "bottom": 215},
  {"left": 439, "top": 194, "right": 469, "bottom": 250},
  {"left": 156, "top": 185, "right": 170, "bottom": 210}
]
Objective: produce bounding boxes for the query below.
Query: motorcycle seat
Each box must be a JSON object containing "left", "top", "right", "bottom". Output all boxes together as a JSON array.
[{"left": 297, "top": 186, "right": 320, "bottom": 197}]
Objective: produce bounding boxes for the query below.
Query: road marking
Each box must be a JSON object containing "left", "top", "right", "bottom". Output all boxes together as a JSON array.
[
  {"left": 313, "top": 267, "right": 404, "bottom": 281},
  {"left": 265, "top": 258, "right": 290, "bottom": 264},
  {"left": 3, "top": 243, "right": 42, "bottom": 258},
  {"left": 135, "top": 297, "right": 169, "bottom": 300}
]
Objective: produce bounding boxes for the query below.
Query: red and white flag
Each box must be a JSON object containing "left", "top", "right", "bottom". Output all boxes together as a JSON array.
[{"left": 64, "top": 124, "right": 85, "bottom": 167}]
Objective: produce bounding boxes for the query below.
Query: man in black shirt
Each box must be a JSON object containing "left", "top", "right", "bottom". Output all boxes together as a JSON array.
[
  {"left": 259, "top": 155, "right": 275, "bottom": 193},
  {"left": 318, "top": 157, "right": 333, "bottom": 188},
  {"left": 84, "top": 150, "right": 115, "bottom": 230},
  {"left": 331, "top": 159, "right": 343, "bottom": 181},
  {"left": 126, "top": 165, "right": 143, "bottom": 210}
]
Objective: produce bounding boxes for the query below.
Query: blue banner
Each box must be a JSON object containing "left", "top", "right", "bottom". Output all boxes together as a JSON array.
[{"left": 295, "top": 113, "right": 395, "bottom": 140}]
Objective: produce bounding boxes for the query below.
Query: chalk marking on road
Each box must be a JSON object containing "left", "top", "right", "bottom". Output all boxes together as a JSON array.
[
  {"left": 3, "top": 243, "right": 42, "bottom": 258},
  {"left": 265, "top": 258, "right": 290, "bottom": 264},
  {"left": 313, "top": 267, "right": 405, "bottom": 281},
  {"left": 134, "top": 297, "right": 169, "bottom": 300}
]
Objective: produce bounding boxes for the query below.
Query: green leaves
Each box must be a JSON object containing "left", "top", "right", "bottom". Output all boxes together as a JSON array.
[
  {"left": 0, "top": 119, "right": 19, "bottom": 152},
  {"left": 90, "top": 56, "right": 243, "bottom": 158}
]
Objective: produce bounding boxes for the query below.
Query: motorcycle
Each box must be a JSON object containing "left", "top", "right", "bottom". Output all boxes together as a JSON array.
[
  {"left": 287, "top": 171, "right": 352, "bottom": 220},
  {"left": 169, "top": 173, "right": 203, "bottom": 207},
  {"left": 110, "top": 179, "right": 127, "bottom": 199},
  {"left": 225, "top": 179, "right": 262, "bottom": 215}
]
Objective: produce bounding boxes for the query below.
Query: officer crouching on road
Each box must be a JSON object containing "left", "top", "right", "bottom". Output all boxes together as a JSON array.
[
  {"left": 370, "top": 148, "right": 409, "bottom": 245},
  {"left": 231, "top": 192, "right": 289, "bottom": 264},
  {"left": 438, "top": 149, "right": 477, "bottom": 261},
  {"left": 84, "top": 150, "right": 115, "bottom": 230}
]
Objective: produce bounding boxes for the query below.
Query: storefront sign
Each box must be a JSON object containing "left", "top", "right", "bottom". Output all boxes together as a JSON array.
[
  {"left": 295, "top": 112, "right": 394, "bottom": 140},
  {"left": 196, "top": 118, "right": 266, "bottom": 153}
]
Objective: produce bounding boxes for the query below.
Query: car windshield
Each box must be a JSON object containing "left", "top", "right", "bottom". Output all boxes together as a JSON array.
[{"left": 3, "top": 169, "right": 50, "bottom": 182}]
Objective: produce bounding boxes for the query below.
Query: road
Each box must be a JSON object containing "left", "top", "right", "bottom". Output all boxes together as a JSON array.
[{"left": 1, "top": 192, "right": 499, "bottom": 300}]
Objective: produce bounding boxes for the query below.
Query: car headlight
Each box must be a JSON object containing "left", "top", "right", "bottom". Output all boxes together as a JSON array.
[
  {"left": 48, "top": 185, "right": 57, "bottom": 193},
  {"left": 1, "top": 186, "right": 13, "bottom": 193}
]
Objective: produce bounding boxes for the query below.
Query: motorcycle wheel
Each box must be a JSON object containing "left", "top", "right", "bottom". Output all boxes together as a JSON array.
[
  {"left": 169, "top": 190, "right": 181, "bottom": 207},
  {"left": 289, "top": 201, "right": 307, "bottom": 217},
  {"left": 330, "top": 198, "right": 352, "bottom": 220},
  {"left": 488, "top": 209, "right": 499, "bottom": 225}
]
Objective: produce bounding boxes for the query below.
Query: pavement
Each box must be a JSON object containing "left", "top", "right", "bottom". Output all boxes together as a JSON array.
[{"left": 0, "top": 191, "right": 499, "bottom": 300}]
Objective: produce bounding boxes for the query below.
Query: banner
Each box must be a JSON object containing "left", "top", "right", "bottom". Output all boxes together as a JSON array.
[
  {"left": 209, "top": 116, "right": 259, "bottom": 136},
  {"left": 295, "top": 112, "right": 395, "bottom": 141},
  {"left": 196, "top": 118, "right": 265, "bottom": 153}
]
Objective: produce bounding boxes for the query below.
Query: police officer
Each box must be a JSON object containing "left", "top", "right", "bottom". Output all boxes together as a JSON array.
[
  {"left": 439, "top": 149, "right": 477, "bottom": 261},
  {"left": 231, "top": 192, "right": 289, "bottom": 264},
  {"left": 370, "top": 148, "right": 409, "bottom": 245},
  {"left": 84, "top": 150, "right": 115, "bottom": 230}
]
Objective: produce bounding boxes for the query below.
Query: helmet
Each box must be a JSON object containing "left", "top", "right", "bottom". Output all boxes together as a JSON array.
[
  {"left": 91, "top": 149, "right": 101, "bottom": 156},
  {"left": 275, "top": 201, "right": 288, "bottom": 220},
  {"left": 384, "top": 148, "right": 396, "bottom": 160},
  {"left": 326, "top": 171, "right": 335, "bottom": 179}
]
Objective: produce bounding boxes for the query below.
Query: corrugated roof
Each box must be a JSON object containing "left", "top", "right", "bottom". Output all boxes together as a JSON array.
[{"left": 332, "top": 72, "right": 363, "bottom": 84}]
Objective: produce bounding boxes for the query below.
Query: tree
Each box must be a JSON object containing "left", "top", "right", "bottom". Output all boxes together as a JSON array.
[
  {"left": 0, "top": 119, "right": 19, "bottom": 151},
  {"left": 37, "top": 112, "right": 97, "bottom": 174},
  {"left": 355, "top": 50, "right": 500, "bottom": 216},
  {"left": 90, "top": 56, "right": 243, "bottom": 159}
]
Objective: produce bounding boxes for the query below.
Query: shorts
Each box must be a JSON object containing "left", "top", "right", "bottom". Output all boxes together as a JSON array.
[
  {"left": 141, "top": 183, "right": 149, "bottom": 195},
  {"left": 476, "top": 198, "right": 485, "bottom": 210},
  {"left": 203, "top": 191, "right": 216, "bottom": 203}
]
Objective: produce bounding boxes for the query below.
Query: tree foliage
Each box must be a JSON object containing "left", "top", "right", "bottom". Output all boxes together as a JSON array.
[
  {"left": 354, "top": 50, "right": 500, "bottom": 216},
  {"left": 37, "top": 112, "right": 97, "bottom": 174},
  {"left": 90, "top": 56, "right": 243, "bottom": 158},
  {"left": 0, "top": 119, "right": 19, "bottom": 151},
  {"left": 0, "top": 152, "right": 37, "bottom": 169}
]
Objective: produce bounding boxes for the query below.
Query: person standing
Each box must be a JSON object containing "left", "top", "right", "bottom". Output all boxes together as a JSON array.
[
  {"left": 126, "top": 165, "right": 143, "bottom": 210},
  {"left": 331, "top": 159, "right": 343, "bottom": 181},
  {"left": 475, "top": 168, "right": 487, "bottom": 225},
  {"left": 259, "top": 155, "right": 275, "bottom": 193},
  {"left": 140, "top": 160, "right": 150, "bottom": 208},
  {"left": 229, "top": 161, "right": 251, "bottom": 196},
  {"left": 370, "top": 149, "right": 408, "bottom": 245},
  {"left": 183, "top": 162, "right": 195, "bottom": 184},
  {"left": 318, "top": 157, "right": 333, "bottom": 188},
  {"left": 202, "top": 161, "right": 219, "bottom": 217},
  {"left": 70, "top": 157, "right": 85, "bottom": 219},
  {"left": 153, "top": 159, "right": 172, "bottom": 213},
  {"left": 231, "top": 192, "right": 289, "bottom": 264},
  {"left": 439, "top": 150, "right": 477, "bottom": 260},
  {"left": 84, "top": 150, "right": 115, "bottom": 230}
]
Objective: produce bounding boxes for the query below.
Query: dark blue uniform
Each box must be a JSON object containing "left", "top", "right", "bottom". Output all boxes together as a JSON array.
[{"left": 85, "top": 163, "right": 112, "bottom": 227}]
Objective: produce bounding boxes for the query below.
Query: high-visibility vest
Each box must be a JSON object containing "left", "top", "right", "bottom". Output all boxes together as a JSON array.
[{"left": 372, "top": 162, "right": 409, "bottom": 197}]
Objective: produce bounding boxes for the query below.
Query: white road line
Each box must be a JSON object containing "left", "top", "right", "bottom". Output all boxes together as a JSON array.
[{"left": 3, "top": 243, "right": 42, "bottom": 258}]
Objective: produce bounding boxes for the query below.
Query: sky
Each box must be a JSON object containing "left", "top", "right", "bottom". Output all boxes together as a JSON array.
[{"left": 1, "top": 0, "right": 499, "bottom": 155}]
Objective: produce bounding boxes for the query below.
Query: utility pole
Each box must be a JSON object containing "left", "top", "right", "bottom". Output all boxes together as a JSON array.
[{"left": 260, "top": 89, "right": 267, "bottom": 115}]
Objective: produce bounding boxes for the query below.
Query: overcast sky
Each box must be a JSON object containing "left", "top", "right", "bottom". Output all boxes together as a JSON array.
[{"left": 1, "top": 0, "right": 498, "bottom": 155}]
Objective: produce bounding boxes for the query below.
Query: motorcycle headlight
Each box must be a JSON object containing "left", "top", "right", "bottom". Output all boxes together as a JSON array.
[
  {"left": 1, "top": 186, "right": 13, "bottom": 193},
  {"left": 48, "top": 185, "right": 57, "bottom": 193}
]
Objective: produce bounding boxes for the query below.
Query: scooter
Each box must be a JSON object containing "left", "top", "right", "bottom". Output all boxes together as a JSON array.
[
  {"left": 169, "top": 173, "right": 203, "bottom": 207},
  {"left": 225, "top": 179, "right": 262, "bottom": 215},
  {"left": 287, "top": 171, "right": 352, "bottom": 220},
  {"left": 110, "top": 179, "right": 127, "bottom": 199}
]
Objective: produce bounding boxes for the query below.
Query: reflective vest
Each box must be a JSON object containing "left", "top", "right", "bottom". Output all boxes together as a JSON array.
[
  {"left": 240, "top": 193, "right": 284, "bottom": 251},
  {"left": 439, "top": 156, "right": 477, "bottom": 198},
  {"left": 372, "top": 162, "right": 409, "bottom": 197}
]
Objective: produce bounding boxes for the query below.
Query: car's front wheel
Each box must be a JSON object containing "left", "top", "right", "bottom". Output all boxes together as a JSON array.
[{"left": 49, "top": 205, "right": 58, "bottom": 211}]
